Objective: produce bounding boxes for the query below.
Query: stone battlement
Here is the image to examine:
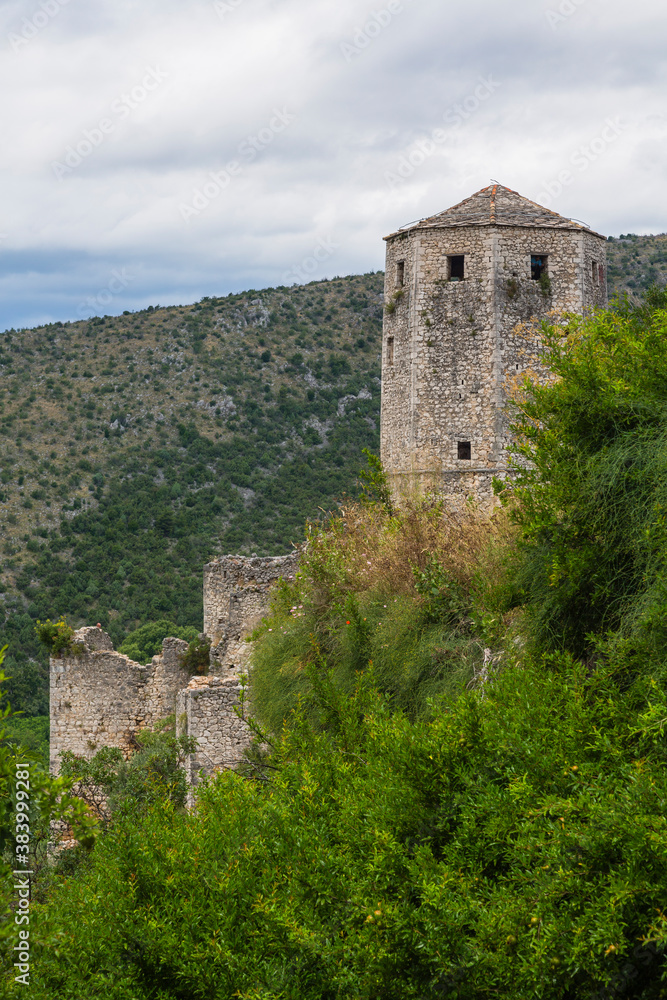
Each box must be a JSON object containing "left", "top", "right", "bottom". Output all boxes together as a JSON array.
[
  {"left": 50, "top": 627, "right": 191, "bottom": 772},
  {"left": 203, "top": 551, "right": 300, "bottom": 673},
  {"left": 50, "top": 551, "right": 300, "bottom": 789}
]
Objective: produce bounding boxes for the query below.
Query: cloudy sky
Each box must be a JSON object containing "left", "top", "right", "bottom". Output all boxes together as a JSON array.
[{"left": 1, "top": 0, "right": 665, "bottom": 329}]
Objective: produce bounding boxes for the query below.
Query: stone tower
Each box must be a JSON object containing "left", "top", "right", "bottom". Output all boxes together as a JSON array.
[{"left": 380, "top": 184, "right": 607, "bottom": 504}]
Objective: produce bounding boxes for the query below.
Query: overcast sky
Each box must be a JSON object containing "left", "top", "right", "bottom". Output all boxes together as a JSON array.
[{"left": 1, "top": 0, "right": 665, "bottom": 329}]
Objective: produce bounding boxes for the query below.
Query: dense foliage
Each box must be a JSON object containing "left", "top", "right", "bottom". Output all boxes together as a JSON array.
[
  {"left": 504, "top": 288, "right": 667, "bottom": 675},
  {"left": 118, "top": 620, "right": 199, "bottom": 665},
  {"left": 23, "top": 659, "right": 667, "bottom": 999},
  {"left": 249, "top": 498, "right": 513, "bottom": 731},
  {"left": 58, "top": 722, "right": 198, "bottom": 825}
]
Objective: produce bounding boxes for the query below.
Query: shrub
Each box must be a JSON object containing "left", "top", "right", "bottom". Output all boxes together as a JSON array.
[
  {"left": 59, "top": 721, "right": 198, "bottom": 825},
  {"left": 179, "top": 636, "right": 211, "bottom": 675},
  {"left": 118, "top": 620, "right": 199, "bottom": 665},
  {"left": 34, "top": 617, "right": 81, "bottom": 657},
  {"left": 503, "top": 288, "right": 667, "bottom": 668},
  {"left": 249, "top": 497, "right": 518, "bottom": 731},
  {"left": 358, "top": 447, "right": 394, "bottom": 515}
]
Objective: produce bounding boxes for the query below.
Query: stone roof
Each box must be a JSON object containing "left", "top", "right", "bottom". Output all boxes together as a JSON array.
[{"left": 385, "top": 184, "right": 606, "bottom": 239}]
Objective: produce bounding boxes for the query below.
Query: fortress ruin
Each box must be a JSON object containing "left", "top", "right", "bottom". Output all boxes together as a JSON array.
[
  {"left": 381, "top": 183, "right": 607, "bottom": 504},
  {"left": 50, "top": 554, "right": 298, "bottom": 791},
  {"left": 50, "top": 185, "right": 608, "bottom": 789}
]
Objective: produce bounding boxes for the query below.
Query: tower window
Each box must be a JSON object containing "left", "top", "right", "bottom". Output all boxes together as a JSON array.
[
  {"left": 592, "top": 260, "right": 598, "bottom": 284},
  {"left": 396, "top": 260, "right": 405, "bottom": 287},
  {"left": 448, "top": 255, "right": 465, "bottom": 281},
  {"left": 531, "top": 255, "right": 548, "bottom": 280},
  {"left": 457, "top": 441, "right": 471, "bottom": 460},
  {"left": 386, "top": 336, "right": 394, "bottom": 366}
]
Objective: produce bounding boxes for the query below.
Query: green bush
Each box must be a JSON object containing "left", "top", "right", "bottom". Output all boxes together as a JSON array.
[
  {"left": 249, "top": 497, "right": 513, "bottom": 732},
  {"left": 118, "top": 620, "right": 199, "bottom": 665},
  {"left": 2, "top": 714, "right": 49, "bottom": 767},
  {"left": 179, "top": 636, "right": 211, "bottom": 675},
  {"left": 58, "top": 721, "right": 198, "bottom": 824},
  {"left": 34, "top": 617, "right": 80, "bottom": 656},
  {"left": 27, "top": 662, "right": 667, "bottom": 999},
  {"left": 504, "top": 287, "right": 667, "bottom": 672}
]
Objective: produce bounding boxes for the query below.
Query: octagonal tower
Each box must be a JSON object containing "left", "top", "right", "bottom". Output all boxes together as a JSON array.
[{"left": 380, "top": 183, "right": 607, "bottom": 505}]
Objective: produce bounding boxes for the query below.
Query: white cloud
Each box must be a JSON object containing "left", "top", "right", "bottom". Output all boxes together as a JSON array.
[{"left": 1, "top": 0, "right": 666, "bottom": 327}]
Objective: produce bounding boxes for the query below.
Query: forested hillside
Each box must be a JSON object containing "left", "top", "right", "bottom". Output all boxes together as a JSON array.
[
  {"left": 0, "top": 272, "right": 383, "bottom": 714},
  {"left": 16, "top": 289, "right": 667, "bottom": 1000},
  {"left": 1, "top": 235, "right": 665, "bottom": 717},
  {"left": 607, "top": 232, "right": 667, "bottom": 295}
]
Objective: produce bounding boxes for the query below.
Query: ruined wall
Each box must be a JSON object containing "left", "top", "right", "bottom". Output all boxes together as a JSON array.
[
  {"left": 176, "top": 674, "right": 253, "bottom": 800},
  {"left": 50, "top": 626, "right": 189, "bottom": 773},
  {"left": 203, "top": 552, "right": 300, "bottom": 671},
  {"left": 381, "top": 221, "right": 607, "bottom": 506},
  {"left": 51, "top": 552, "right": 299, "bottom": 786}
]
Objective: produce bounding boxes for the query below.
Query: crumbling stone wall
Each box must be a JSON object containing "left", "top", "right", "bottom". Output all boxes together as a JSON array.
[
  {"left": 381, "top": 185, "right": 608, "bottom": 506},
  {"left": 49, "top": 626, "right": 190, "bottom": 773},
  {"left": 176, "top": 674, "right": 253, "bottom": 802},
  {"left": 203, "top": 553, "right": 300, "bottom": 672},
  {"left": 50, "top": 552, "right": 299, "bottom": 787}
]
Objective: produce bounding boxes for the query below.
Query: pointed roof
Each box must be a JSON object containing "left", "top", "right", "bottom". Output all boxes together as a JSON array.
[{"left": 384, "top": 184, "right": 605, "bottom": 240}]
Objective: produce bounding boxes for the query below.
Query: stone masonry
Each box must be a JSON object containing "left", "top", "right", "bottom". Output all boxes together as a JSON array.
[
  {"left": 50, "top": 554, "right": 300, "bottom": 790},
  {"left": 204, "top": 552, "right": 300, "bottom": 673},
  {"left": 176, "top": 674, "right": 252, "bottom": 799},
  {"left": 381, "top": 184, "right": 608, "bottom": 505},
  {"left": 50, "top": 627, "right": 190, "bottom": 772}
]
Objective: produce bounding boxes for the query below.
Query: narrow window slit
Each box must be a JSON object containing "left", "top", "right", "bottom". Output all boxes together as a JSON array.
[
  {"left": 396, "top": 261, "right": 405, "bottom": 287},
  {"left": 386, "top": 336, "right": 394, "bottom": 366},
  {"left": 531, "top": 254, "right": 547, "bottom": 280},
  {"left": 457, "top": 441, "right": 471, "bottom": 460},
  {"left": 448, "top": 255, "right": 465, "bottom": 282}
]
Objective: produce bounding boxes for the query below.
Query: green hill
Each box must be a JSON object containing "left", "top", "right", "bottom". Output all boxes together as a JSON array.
[
  {"left": 0, "top": 272, "right": 384, "bottom": 714},
  {"left": 1, "top": 239, "right": 665, "bottom": 717},
  {"left": 607, "top": 232, "right": 667, "bottom": 296}
]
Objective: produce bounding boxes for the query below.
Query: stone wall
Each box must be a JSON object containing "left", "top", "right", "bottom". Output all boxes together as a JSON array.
[
  {"left": 380, "top": 210, "right": 607, "bottom": 506},
  {"left": 51, "top": 552, "right": 299, "bottom": 786},
  {"left": 176, "top": 674, "right": 253, "bottom": 800},
  {"left": 203, "top": 552, "right": 300, "bottom": 672},
  {"left": 50, "top": 626, "right": 190, "bottom": 773}
]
